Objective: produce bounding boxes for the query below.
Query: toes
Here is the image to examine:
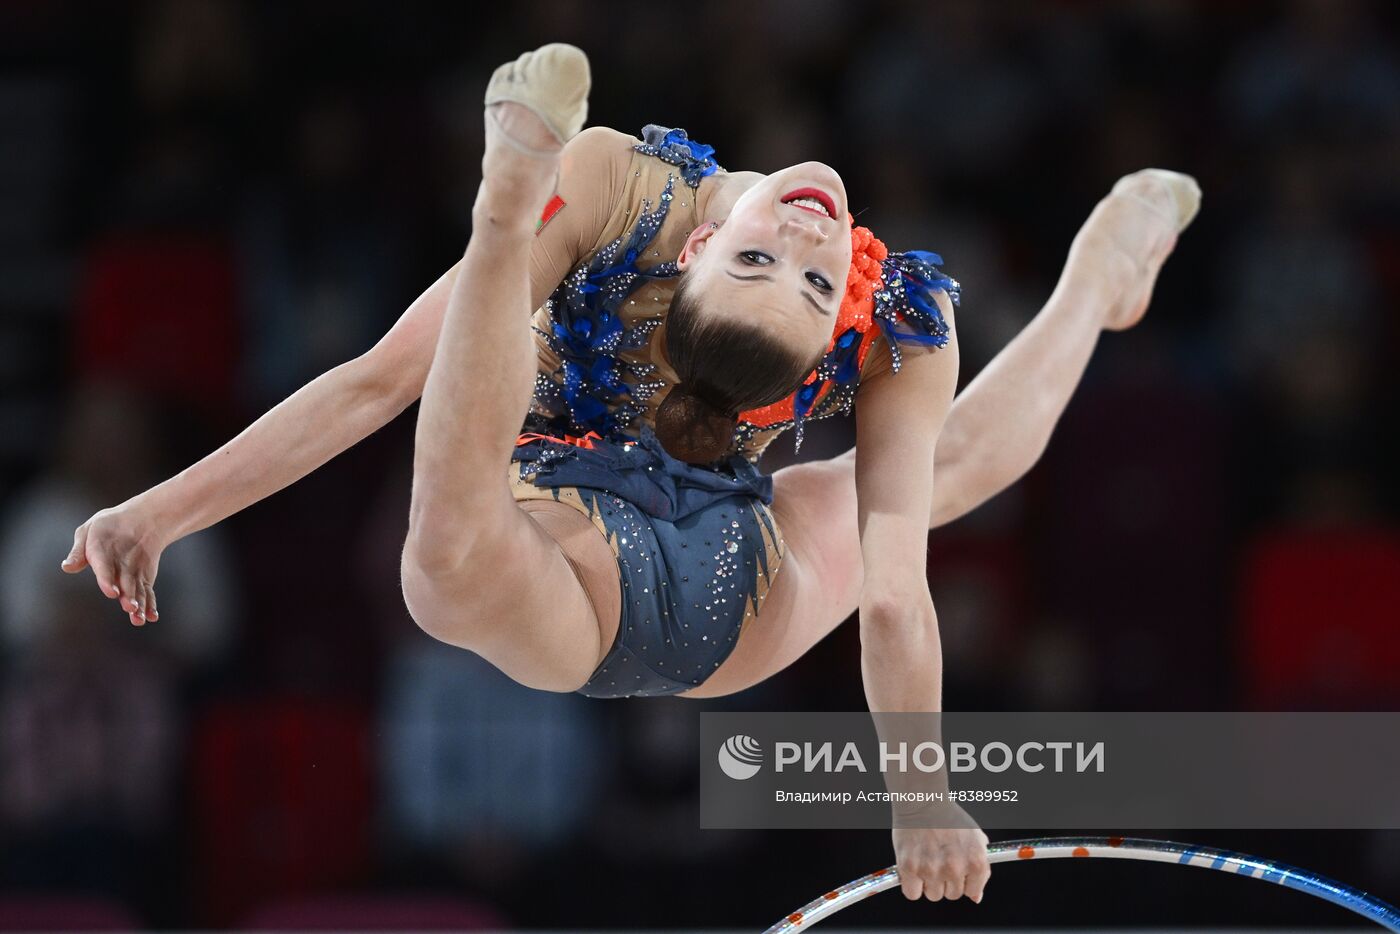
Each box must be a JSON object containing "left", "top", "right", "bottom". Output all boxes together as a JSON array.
[
  {"left": 1113, "top": 169, "right": 1201, "bottom": 233},
  {"left": 1161, "top": 172, "right": 1202, "bottom": 231},
  {"left": 483, "top": 43, "right": 590, "bottom": 146},
  {"left": 1138, "top": 169, "right": 1201, "bottom": 232}
]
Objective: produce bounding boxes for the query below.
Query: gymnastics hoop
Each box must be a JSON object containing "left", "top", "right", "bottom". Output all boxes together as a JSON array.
[{"left": 763, "top": 836, "right": 1400, "bottom": 933}]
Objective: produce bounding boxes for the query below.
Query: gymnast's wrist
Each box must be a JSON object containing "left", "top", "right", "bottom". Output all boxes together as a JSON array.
[{"left": 126, "top": 479, "right": 199, "bottom": 546}]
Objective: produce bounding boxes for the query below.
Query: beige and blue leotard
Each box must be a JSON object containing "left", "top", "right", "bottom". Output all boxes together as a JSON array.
[{"left": 508, "top": 126, "right": 956, "bottom": 698}]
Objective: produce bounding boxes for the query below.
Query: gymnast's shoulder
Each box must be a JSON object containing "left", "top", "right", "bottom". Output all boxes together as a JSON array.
[
  {"left": 562, "top": 125, "right": 641, "bottom": 171},
  {"left": 549, "top": 127, "right": 641, "bottom": 242},
  {"left": 563, "top": 126, "right": 645, "bottom": 188}
]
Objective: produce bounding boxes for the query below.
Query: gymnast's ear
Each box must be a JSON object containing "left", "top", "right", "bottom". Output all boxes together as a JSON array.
[{"left": 677, "top": 221, "right": 720, "bottom": 271}]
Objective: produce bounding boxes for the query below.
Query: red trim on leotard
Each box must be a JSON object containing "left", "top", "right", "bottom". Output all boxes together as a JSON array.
[{"left": 515, "top": 430, "right": 602, "bottom": 449}]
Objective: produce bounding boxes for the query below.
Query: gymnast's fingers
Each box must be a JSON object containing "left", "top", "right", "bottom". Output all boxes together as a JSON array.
[
  {"left": 85, "top": 548, "right": 121, "bottom": 601},
  {"left": 965, "top": 852, "right": 991, "bottom": 904},
  {"left": 129, "top": 576, "right": 153, "bottom": 625},
  {"left": 898, "top": 864, "right": 925, "bottom": 901},
  {"left": 61, "top": 524, "right": 89, "bottom": 573},
  {"left": 915, "top": 857, "right": 945, "bottom": 902},
  {"left": 938, "top": 855, "right": 967, "bottom": 901},
  {"left": 142, "top": 581, "right": 159, "bottom": 622},
  {"left": 118, "top": 564, "right": 143, "bottom": 623}
]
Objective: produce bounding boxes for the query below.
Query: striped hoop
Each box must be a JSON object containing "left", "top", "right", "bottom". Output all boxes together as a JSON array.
[{"left": 763, "top": 836, "right": 1400, "bottom": 933}]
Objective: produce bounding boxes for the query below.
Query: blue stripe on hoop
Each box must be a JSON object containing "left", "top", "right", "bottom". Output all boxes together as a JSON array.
[{"left": 1177, "top": 849, "right": 1198, "bottom": 865}]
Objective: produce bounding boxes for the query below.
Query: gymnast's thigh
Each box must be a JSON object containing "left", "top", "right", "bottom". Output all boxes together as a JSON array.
[
  {"left": 683, "top": 454, "right": 864, "bottom": 697},
  {"left": 399, "top": 490, "right": 618, "bottom": 694}
]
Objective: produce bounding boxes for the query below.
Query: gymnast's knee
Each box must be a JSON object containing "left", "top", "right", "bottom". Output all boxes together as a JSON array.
[
  {"left": 399, "top": 548, "right": 489, "bottom": 648},
  {"left": 400, "top": 532, "right": 482, "bottom": 625},
  {"left": 399, "top": 517, "right": 532, "bottom": 638}
]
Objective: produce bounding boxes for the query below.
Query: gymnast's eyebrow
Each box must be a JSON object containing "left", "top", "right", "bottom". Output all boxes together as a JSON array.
[{"left": 725, "top": 270, "right": 832, "bottom": 315}]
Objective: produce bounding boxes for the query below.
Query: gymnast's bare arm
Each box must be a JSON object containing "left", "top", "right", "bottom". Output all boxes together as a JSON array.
[
  {"left": 854, "top": 291, "right": 992, "bottom": 904},
  {"left": 60, "top": 126, "right": 635, "bottom": 626}
]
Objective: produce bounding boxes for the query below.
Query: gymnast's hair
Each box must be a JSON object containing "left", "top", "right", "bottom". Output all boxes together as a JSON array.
[{"left": 655, "top": 272, "right": 823, "bottom": 465}]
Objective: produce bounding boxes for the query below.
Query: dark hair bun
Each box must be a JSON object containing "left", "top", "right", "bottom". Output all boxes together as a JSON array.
[{"left": 654, "top": 386, "right": 736, "bottom": 464}]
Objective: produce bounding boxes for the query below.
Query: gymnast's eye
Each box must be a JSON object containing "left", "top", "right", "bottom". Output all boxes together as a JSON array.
[
  {"left": 739, "top": 250, "right": 774, "bottom": 266},
  {"left": 806, "top": 271, "right": 834, "bottom": 293}
]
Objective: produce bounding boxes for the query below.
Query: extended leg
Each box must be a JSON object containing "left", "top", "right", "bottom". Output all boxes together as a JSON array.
[
  {"left": 401, "top": 48, "right": 609, "bottom": 692},
  {"left": 828, "top": 169, "right": 1199, "bottom": 529},
  {"left": 919, "top": 263, "right": 1114, "bottom": 527},
  {"left": 926, "top": 170, "right": 1196, "bottom": 526}
]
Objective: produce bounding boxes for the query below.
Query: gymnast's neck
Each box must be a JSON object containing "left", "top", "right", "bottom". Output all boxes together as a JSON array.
[{"left": 695, "top": 167, "right": 766, "bottom": 227}]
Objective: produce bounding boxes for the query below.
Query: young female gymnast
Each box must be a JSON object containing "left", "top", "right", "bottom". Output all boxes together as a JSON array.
[{"left": 61, "top": 44, "right": 1199, "bottom": 904}]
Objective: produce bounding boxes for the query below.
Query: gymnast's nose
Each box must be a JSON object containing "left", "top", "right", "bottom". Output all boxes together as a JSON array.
[{"left": 781, "top": 217, "right": 829, "bottom": 245}]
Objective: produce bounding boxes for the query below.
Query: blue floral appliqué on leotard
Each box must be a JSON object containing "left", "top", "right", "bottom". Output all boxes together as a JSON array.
[
  {"left": 633, "top": 125, "right": 722, "bottom": 189},
  {"left": 533, "top": 126, "right": 722, "bottom": 442},
  {"left": 532, "top": 175, "right": 682, "bottom": 440}
]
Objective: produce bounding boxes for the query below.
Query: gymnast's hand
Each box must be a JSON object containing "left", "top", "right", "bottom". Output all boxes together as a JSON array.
[
  {"left": 892, "top": 819, "right": 991, "bottom": 903},
  {"left": 61, "top": 500, "right": 167, "bottom": 626}
]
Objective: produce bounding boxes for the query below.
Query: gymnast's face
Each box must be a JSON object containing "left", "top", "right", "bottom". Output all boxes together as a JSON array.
[{"left": 676, "top": 162, "right": 852, "bottom": 359}]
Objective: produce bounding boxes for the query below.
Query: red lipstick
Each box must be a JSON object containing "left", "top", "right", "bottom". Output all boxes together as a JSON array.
[{"left": 779, "top": 187, "right": 838, "bottom": 219}]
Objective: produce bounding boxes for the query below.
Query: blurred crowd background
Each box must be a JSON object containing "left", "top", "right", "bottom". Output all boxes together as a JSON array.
[{"left": 1, "top": 0, "right": 1398, "bottom": 929}]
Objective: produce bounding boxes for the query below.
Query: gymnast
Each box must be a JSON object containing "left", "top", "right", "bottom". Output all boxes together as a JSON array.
[{"left": 61, "top": 44, "right": 1199, "bottom": 903}]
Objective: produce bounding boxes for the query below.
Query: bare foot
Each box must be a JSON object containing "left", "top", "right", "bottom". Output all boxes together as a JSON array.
[{"left": 1066, "top": 169, "right": 1201, "bottom": 331}]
